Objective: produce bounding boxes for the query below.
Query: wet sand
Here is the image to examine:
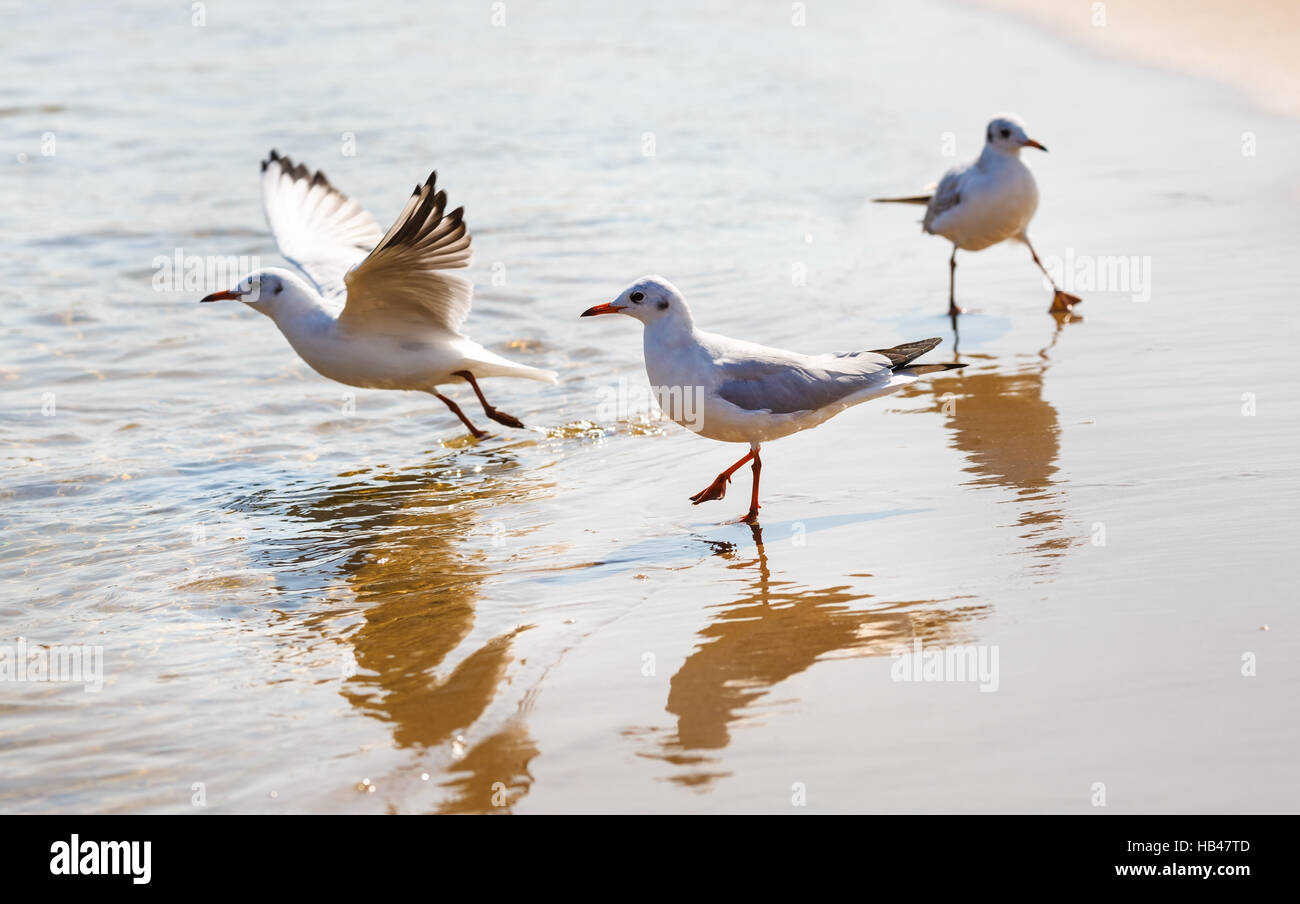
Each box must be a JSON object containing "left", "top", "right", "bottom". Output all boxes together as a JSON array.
[
  {"left": 2, "top": 0, "right": 1298, "bottom": 813},
  {"left": 973, "top": 0, "right": 1300, "bottom": 118}
]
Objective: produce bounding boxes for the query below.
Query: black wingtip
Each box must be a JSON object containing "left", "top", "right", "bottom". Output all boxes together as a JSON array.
[
  {"left": 262, "top": 151, "right": 332, "bottom": 189},
  {"left": 412, "top": 171, "right": 437, "bottom": 195},
  {"left": 868, "top": 336, "right": 945, "bottom": 370},
  {"left": 872, "top": 194, "right": 934, "bottom": 205},
  {"left": 902, "top": 361, "right": 966, "bottom": 376}
]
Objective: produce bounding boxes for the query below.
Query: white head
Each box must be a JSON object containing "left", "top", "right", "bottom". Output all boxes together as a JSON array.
[
  {"left": 580, "top": 275, "right": 691, "bottom": 327},
  {"left": 984, "top": 114, "right": 1047, "bottom": 155},
  {"left": 200, "top": 267, "right": 317, "bottom": 318}
]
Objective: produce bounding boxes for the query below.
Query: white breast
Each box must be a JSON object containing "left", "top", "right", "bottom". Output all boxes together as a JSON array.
[{"left": 934, "top": 157, "right": 1039, "bottom": 251}]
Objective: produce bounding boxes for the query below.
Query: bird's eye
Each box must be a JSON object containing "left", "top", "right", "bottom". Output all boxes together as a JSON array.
[
  {"left": 630, "top": 291, "right": 644, "bottom": 303},
  {"left": 274, "top": 285, "right": 283, "bottom": 295},
  {"left": 999, "top": 128, "right": 1011, "bottom": 139}
]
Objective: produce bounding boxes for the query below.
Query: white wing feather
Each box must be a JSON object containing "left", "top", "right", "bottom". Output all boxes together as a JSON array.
[
  {"left": 923, "top": 167, "right": 967, "bottom": 234},
  {"left": 260, "top": 151, "right": 384, "bottom": 300},
  {"left": 339, "top": 172, "right": 474, "bottom": 337}
]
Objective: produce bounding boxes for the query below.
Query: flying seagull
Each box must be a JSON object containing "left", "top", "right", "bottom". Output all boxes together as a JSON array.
[{"left": 200, "top": 151, "right": 556, "bottom": 438}]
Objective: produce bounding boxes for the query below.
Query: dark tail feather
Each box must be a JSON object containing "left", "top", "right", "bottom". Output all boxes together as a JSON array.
[
  {"left": 864, "top": 338, "right": 965, "bottom": 376},
  {"left": 900, "top": 362, "right": 966, "bottom": 376},
  {"left": 867, "top": 338, "right": 964, "bottom": 375},
  {"left": 872, "top": 195, "right": 932, "bottom": 205},
  {"left": 869, "top": 337, "right": 943, "bottom": 369}
]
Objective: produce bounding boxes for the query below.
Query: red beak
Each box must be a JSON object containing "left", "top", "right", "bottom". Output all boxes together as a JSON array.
[
  {"left": 200, "top": 289, "right": 241, "bottom": 303},
  {"left": 580, "top": 302, "right": 621, "bottom": 317},
  {"left": 1022, "top": 138, "right": 1048, "bottom": 152}
]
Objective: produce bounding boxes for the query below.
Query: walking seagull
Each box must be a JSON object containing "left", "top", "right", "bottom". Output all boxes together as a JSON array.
[
  {"left": 581, "top": 276, "right": 965, "bottom": 523},
  {"left": 200, "top": 151, "right": 556, "bottom": 438},
  {"left": 874, "top": 114, "right": 1080, "bottom": 317}
]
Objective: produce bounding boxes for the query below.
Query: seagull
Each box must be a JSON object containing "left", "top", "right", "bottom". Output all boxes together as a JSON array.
[
  {"left": 200, "top": 151, "right": 556, "bottom": 438},
  {"left": 581, "top": 276, "right": 965, "bottom": 523},
  {"left": 874, "top": 114, "right": 1080, "bottom": 317}
]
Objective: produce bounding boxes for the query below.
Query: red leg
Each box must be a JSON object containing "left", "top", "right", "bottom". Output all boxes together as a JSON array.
[
  {"left": 1025, "top": 238, "right": 1081, "bottom": 313},
  {"left": 689, "top": 449, "right": 755, "bottom": 506},
  {"left": 433, "top": 391, "right": 488, "bottom": 439},
  {"left": 742, "top": 449, "right": 762, "bottom": 523},
  {"left": 453, "top": 370, "right": 525, "bottom": 429},
  {"left": 948, "top": 246, "right": 963, "bottom": 317}
]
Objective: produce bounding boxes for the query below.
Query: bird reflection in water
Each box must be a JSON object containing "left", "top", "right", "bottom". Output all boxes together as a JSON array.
[
  {"left": 251, "top": 451, "right": 549, "bottom": 813},
  {"left": 908, "top": 315, "right": 1076, "bottom": 570},
  {"left": 642, "top": 523, "right": 988, "bottom": 789}
]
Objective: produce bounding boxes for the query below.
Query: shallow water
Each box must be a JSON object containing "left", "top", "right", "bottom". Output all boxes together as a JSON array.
[{"left": 2, "top": 0, "right": 1298, "bottom": 813}]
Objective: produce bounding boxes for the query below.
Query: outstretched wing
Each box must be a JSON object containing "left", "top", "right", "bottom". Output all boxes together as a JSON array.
[
  {"left": 338, "top": 171, "right": 473, "bottom": 336},
  {"left": 260, "top": 151, "right": 384, "bottom": 300},
  {"left": 715, "top": 349, "right": 894, "bottom": 415},
  {"left": 922, "top": 167, "right": 965, "bottom": 234}
]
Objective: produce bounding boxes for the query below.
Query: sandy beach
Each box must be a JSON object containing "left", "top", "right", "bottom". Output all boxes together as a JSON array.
[{"left": 974, "top": 0, "right": 1300, "bottom": 118}]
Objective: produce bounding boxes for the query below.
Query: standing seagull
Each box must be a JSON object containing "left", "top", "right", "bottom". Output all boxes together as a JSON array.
[
  {"left": 200, "top": 151, "right": 556, "bottom": 438},
  {"left": 874, "top": 114, "right": 1080, "bottom": 317},
  {"left": 581, "top": 276, "right": 964, "bottom": 523}
]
